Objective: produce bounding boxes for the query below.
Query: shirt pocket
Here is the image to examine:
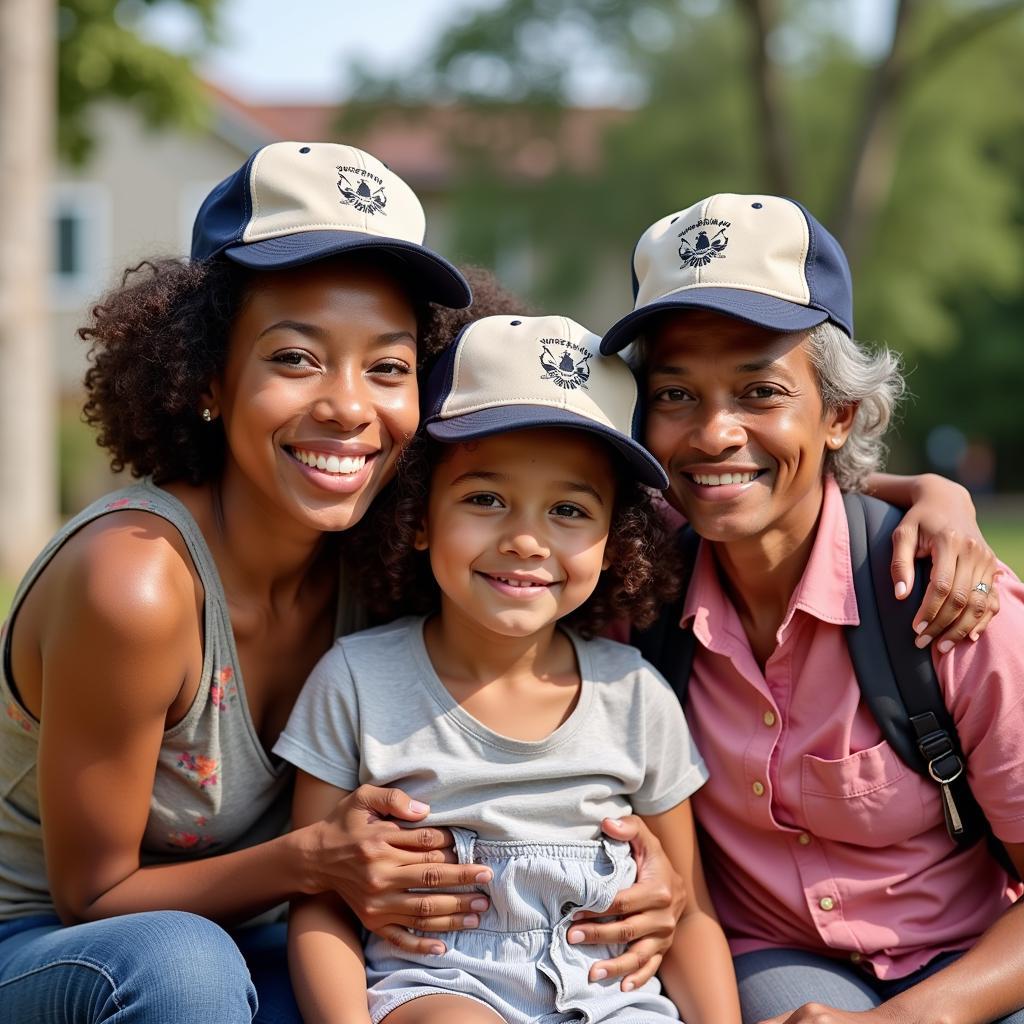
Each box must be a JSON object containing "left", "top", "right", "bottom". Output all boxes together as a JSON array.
[{"left": 801, "top": 740, "right": 936, "bottom": 848}]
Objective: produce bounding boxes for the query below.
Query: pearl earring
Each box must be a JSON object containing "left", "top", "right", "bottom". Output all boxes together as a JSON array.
[{"left": 202, "top": 408, "right": 212, "bottom": 423}]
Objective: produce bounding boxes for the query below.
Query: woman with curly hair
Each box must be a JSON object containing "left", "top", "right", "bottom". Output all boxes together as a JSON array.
[{"left": 275, "top": 313, "right": 741, "bottom": 1024}]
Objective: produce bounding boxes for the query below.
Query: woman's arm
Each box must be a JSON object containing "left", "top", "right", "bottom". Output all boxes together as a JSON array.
[
  {"left": 31, "top": 519, "right": 487, "bottom": 935},
  {"left": 289, "top": 773, "right": 375, "bottom": 1024},
  {"left": 865, "top": 472, "right": 1000, "bottom": 647},
  {"left": 762, "top": 842, "right": 1024, "bottom": 1024},
  {"left": 641, "top": 800, "right": 741, "bottom": 1024}
]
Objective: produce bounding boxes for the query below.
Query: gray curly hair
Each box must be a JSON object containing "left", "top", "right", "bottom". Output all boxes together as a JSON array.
[{"left": 805, "top": 321, "right": 905, "bottom": 492}]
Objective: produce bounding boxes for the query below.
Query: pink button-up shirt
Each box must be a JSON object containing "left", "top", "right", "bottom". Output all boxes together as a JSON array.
[{"left": 684, "top": 478, "right": 1024, "bottom": 979}]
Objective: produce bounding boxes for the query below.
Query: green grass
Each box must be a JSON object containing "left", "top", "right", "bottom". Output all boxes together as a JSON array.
[{"left": 979, "top": 516, "right": 1024, "bottom": 579}]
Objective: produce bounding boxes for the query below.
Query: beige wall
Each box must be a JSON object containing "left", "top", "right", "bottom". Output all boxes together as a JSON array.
[{"left": 52, "top": 105, "right": 253, "bottom": 392}]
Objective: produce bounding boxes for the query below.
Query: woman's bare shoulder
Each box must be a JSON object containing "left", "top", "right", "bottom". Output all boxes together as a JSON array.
[
  {"left": 11, "top": 507, "right": 204, "bottom": 720},
  {"left": 44, "top": 508, "right": 201, "bottom": 638}
]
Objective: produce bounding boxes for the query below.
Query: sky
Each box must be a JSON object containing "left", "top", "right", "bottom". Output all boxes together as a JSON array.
[
  {"left": 142, "top": 0, "right": 895, "bottom": 104},
  {"left": 143, "top": 0, "right": 502, "bottom": 102}
]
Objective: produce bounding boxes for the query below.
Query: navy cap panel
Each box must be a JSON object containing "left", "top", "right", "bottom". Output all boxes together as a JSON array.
[
  {"left": 790, "top": 199, "right": 853, "bottom": 336},
  {"left": 422, "top": 325, "right": 471, "bottom": 419},
  {"left": 190, "top": 152, "right": 258, "bottom": 262}
]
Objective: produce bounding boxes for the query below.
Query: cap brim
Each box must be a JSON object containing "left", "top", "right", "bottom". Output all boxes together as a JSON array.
[
  {"left": 600, "top": 287, "right": 829, "bottom": 354},
  {"left": 224, "top": 230, "right": 472, "bottom": 308},
  {"left": 426, "top": 405, "right": 669, "bottom": 490}
]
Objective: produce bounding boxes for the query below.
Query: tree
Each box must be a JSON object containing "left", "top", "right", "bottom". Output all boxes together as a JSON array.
[
  {"left": 341, "top": 0, "right": 1024, "bottom": 480},
  {"left": 0, "top": 0, "right": 57, "bottom": 578},
  {"left": 345, "top": 0, "right": 1023, "bottom": 339},
  {"left": 58, "top": 0, "right": 218, "bottom": 164},
  {"left": 0, "top": 0, "right": 220, "bottom": 578}
]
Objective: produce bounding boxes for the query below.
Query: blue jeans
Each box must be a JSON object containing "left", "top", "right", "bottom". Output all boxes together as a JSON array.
[
  {"left": 734, "top": 947, "right": 1024, "bottom": 1024},
  {"left": 0, "top": 911, "right": 302, "bottom": 1023}
]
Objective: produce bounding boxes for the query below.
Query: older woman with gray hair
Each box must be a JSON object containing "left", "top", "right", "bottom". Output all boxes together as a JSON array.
[{"left": 599, "top": 194, "right": 1024, "bottom": 1024}]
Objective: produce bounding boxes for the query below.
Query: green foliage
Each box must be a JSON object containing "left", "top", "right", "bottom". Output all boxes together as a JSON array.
[
  {"left": 344, "top": 0, "right": 1024, "bottom": 484},
  {"left": 854, "top": 3, "right": 1024, "bottom": 349},
  {"left": 58, "top": 0, "right": 219, "bottom": 163},
  {"left": 978, "top": 514, "right": 1024, "bottom": 578}
]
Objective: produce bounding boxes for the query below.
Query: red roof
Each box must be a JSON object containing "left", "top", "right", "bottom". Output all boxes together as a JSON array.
[{"left": 204, "top": 80, "right": 626, "bottom": 188}]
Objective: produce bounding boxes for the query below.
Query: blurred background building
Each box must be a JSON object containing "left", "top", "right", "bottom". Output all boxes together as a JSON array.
[{"left": 1, "top": 0, "right": 1022, "bottom": 593}]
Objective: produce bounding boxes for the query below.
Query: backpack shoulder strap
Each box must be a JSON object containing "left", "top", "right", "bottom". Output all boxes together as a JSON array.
[
  {"left": 842, "top": 492, "right": 1010, "bottom": 870},
  {"left": 632, "top": 525, "right": 701, "bottom": 705}
]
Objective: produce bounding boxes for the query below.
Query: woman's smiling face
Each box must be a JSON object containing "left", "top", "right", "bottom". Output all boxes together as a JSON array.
[
  {"left": 210, "top": 258, "right": 420, "bottom": 535},
  {"left": 643, "top": 309, "right": 854, "bottom": 547}
]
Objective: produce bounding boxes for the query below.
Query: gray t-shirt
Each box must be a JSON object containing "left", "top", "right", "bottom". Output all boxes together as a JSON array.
[{"left": 274, "top": 616, "right": 707, "bottom": 841}]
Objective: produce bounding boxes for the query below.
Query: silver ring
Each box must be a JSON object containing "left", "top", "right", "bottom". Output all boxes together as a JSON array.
[{"left": 973, "top": 582, "right": 990, "bottom": 595}]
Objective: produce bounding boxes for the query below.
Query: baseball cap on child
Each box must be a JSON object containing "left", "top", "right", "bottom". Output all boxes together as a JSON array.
[
  {"left": 422, "top": 315, "right": 669, "bottom": 489},
  {"left": 190, "top": 141, "right": 471, "bottom": 308},
  {"left": 600, "top": 193, "right": 852, "bottom": 354}
]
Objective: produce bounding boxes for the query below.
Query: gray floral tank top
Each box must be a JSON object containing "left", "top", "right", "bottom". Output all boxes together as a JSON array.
[{"left": 0, "top": 481, "right": 293, "bottom": 920}]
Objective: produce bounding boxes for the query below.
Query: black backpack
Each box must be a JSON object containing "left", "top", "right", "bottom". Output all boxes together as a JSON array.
[{"left": 632, "top": 491, "right": 1016, "bottom": 878}]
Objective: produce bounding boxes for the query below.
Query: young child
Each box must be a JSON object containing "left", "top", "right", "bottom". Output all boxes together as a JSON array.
[{"left": 273, "top": 315, "right": 741, "bottom": 1024}]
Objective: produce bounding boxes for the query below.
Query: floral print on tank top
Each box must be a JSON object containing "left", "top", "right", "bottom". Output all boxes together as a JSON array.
[
  {"left": 211, "top": 665, "right": 238, "bottom": 710},
  {"left": 167, "top": 812, "right": 221, "bottom": 851}
]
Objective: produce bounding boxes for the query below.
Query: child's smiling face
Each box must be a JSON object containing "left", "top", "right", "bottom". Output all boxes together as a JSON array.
[{"left": 416, "top": 427, "right": 617, "bottom": 641}]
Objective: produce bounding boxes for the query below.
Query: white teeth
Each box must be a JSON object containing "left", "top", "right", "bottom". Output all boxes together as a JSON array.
[
  {"left": 494, "top": 576, "right": 546, "bottom": 588},
  {"left": 292, "top": 448, "right": 367, "bottom": 475},
  {"left": 690, "top": 471, "right": 758, "bottom": 486}
]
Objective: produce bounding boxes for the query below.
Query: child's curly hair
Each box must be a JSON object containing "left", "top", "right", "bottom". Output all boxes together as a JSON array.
[
  {"left": 344, "top": 434, "right": 681, "bottom": 636},
  {"left": 79, "top": 257, "right": 521, "bottom": 485}
]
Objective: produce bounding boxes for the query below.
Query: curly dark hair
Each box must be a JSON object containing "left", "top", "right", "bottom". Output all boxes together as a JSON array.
[
  {"left": 345, "top": 434, "right": 681, "bottom": 636},
  {"left": 79, "top": 257, "right": 526, "bottom": 485}
]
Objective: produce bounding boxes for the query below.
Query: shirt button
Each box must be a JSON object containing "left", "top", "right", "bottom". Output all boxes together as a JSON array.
[
  {"left": 762, "top": 710, "right": 777, "bottom": 727},
  {"left": 850, "top": 952, "right": 862, "bottom": 963},
  {"left": 797, "top": 832, "right": 812, "bottom": 846},
  {"left": 752, "top": 780, "right": 765, "bottom": 796},
  {"left": 819, "top": 896, "right": 836, "bottom": 912}
]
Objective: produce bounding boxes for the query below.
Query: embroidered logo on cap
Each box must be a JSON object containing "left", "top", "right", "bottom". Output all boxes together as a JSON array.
[
  {"left": 678, "top": 218, "right": 730, "bottom": 268},
  {"left": 539, "top": 339, "right": 591, "bottom": 390},
  {"left": 337, "top": 165, "right": 387, "bottom": 215}
]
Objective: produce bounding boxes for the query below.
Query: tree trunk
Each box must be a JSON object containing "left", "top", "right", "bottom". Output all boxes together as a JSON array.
[
  {"left": 740, "top": 0, "right": 796, "bottom": 196},
  {"left": 0, "top": 0, "right": 57, "bottom": 579},
  {"left": 831, "top": 0, "right": 915, "bottom": 270},
  {"left": 832, "top": 0, "right": 1024, "bottom": 271}
]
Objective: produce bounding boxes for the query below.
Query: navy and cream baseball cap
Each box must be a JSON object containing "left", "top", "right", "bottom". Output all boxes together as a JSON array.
[
  {"left": 190, "top": 141, "right": 471, "bottom": 308},
  {"left": 422, "top": 315, "right": 668, "bottom": 489},
  {"left": 600, "top": 194, "right": 852, "bottom": 354}
]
